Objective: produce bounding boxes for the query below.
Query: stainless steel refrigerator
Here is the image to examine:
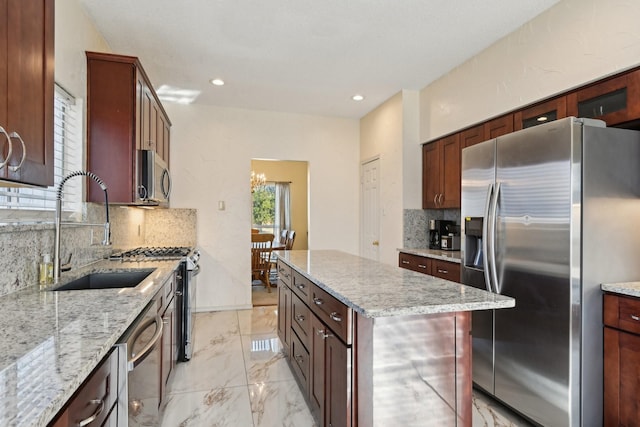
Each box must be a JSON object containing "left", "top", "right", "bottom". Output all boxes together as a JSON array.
[{"left": 461, "top": 117, "right": 640, "bottom": 426}]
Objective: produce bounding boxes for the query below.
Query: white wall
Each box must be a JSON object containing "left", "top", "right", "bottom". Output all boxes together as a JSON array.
[
  {"left": 166, "top": 103, "right": 360, "bottom": 311},
  {"left": 420, "top": 0, "right": 640, "bottom": 141},
  {"left": 360, "top": 90, "right": 420, "bottom": 266}
]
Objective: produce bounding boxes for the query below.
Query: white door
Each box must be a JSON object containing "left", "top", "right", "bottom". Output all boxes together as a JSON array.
[{"left": 361, "top": 158, "right": 380, "bottom": 261}]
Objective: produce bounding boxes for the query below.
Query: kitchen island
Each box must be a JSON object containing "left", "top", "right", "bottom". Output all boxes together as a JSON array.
[
  {"left": 0, "top": 259, "right": 180, "bottom": 427},
  {"left": 276, "top": 250, "right": 514, "bottom": 427}
]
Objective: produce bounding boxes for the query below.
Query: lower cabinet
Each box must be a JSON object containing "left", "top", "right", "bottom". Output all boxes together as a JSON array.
[
  {"left": 277, "top": 276, "right": 292, "bottom": 355},
  {"left": 398, "top": 252, "right": 460, "bottom": 283},
  {"left": 49, "top": 348, "right": 119, "bottom": 427},
  {"left": 160, "top": 270, "right": 176, "bottom": 407},
  {"left": 603, "top": 293, "right": 640, "bottom": 426}
]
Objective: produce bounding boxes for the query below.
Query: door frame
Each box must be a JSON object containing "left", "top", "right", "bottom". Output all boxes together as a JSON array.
[{"left": 360, "top": 156, "right": 380, "bottom": 261}]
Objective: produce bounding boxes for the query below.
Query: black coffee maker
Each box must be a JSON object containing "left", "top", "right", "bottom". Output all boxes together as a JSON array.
[{"left": 428, "top": 219, "right": 455, "bottom": 249}]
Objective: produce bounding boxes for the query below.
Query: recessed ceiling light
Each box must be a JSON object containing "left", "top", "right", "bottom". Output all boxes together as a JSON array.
[
  {"left": 352, "top": 94, "right": 365, "bottom": 101},
  {"left": 210, "top": 78, "right": 225, "bottom": 86}
]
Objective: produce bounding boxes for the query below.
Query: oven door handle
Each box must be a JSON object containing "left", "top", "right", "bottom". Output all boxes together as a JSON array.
[{"left": 127, "top": 314, "right": 163, "bottom": 371}]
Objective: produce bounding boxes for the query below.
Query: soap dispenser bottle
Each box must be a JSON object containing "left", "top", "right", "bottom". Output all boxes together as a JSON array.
[{"left": 39, "top": 254, "right": 53, "bottom": 286}]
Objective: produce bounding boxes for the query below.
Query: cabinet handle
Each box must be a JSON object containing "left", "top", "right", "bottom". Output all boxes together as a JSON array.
[
  {"left": 8, "top": 132, "right": 26, "bottom": 172},
  {"left": 438, "top": 194, "right": 444, "bottom": 205},
  {"left": 295, "top": 314, "right": 305, "bottom": 322},
  {"left": 294, "top": 354, "right": 304, "bottom": 364},
  {"left": 0, "top": 126, "right": 13, "bottom": 171},
  {"left": 316, "top": 329, "right": 332, "bottom": 339},
  {"left": 418, "top": 264, "right": 427, "bottom": 269},
  {"left": 313, "top": 297, "right": 324, "bottom": 305},
  {"left": 401, "top": 260, "right": 410, "bottom": 264},
  {"left": 438, "top": 268, "right": 448, "bottom": 274},
  {"left": 631, "top": 315, "right": 640, "bottom": 321},
  {"left": 330, "top": 312, "right": 342, "bottom": 322},
  {"left": 433, "top": 194, "right": 438, "bottom": 206},
  {"left": 78, "top": 399, "right": 105, "bottom": 426},
  {"left": 296, "top": 283, "right": 306, "bottom": 290}
]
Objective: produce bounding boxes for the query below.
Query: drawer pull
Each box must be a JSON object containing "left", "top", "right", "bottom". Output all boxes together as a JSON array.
[
  {"left": 401, "top": 260, "right": 410, "bottom": 264},
  {"left": 418, "top": 264, "right": 427, "bottom": 269},
  {"left": 297, "top": 283, "right": 306, "bottom": 290},
  {"left": 78, "top": 399, "right": 105, "bottom": 426},
  {"left": 294, "top": 354, "right": 304, "bottom": 364},
  {"left": 295, "top": 314, "right": 305, "bottom": 322},
  {"left": 330, "top": 312, "right": 342, "bottom": 322},
  {"left": 631, "top": 315, "right": 640, "bottom": 322},
  {"left": 313, "top": 297, "right": 324, "bottom": 306},
  {"left": 316, "top": 329, "right": 332, "bottom": 339},
  {"left": 438, "top": 268, "right": 448, "bottom": 274}
]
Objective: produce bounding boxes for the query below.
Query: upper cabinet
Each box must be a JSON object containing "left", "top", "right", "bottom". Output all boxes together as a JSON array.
[
  {"left": 567, "top": 69, "right": 640, "bottom": 127},
  {"left": 422, "top": 134, "right": 460, "bottom": 209},
  {"left": 460, "top": 124, "right": 484, "bottom": 149},
  {"left": 86, "top": 52, "right": 171, "bottom": 204},
  {"left": 0, "top": 0, "right": 54, "bottom": 187},
  {"left": 484, "top": 114, "right": 513, "bottom": 140},
  {"left": 514, "top": 97, "right": 567, "bottom": 131}
]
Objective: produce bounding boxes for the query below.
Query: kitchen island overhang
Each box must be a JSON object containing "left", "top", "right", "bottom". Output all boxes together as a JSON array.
[{"left": 275, "top": 249, "right": 514, "bottom": 427}]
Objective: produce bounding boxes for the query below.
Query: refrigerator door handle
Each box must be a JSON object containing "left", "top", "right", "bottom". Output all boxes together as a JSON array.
[
  {"left": 489, "top": 182, "right": 501, "bottom": 294},
  {"left": 482, "top": 183, "right": 494, "bottom": 293}
]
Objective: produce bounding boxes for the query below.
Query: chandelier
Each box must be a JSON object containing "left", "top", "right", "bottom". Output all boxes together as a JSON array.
[{"left": 250, "top": 171, "right": 266, "bottom": 193}]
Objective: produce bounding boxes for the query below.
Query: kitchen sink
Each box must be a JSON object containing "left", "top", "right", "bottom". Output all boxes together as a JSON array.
[{"left": 52, "top": 269, "right": 155, "bottom": 291}]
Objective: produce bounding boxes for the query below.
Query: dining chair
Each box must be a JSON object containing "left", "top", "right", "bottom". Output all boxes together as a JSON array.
[
  {"left": 285, "top": 230, "right": 296, "bottom": 250},
  {"left": 251, "top": 233, "right": 274, "bottom": 292},
  {"left": 251, "top": 228, "right": 260, "bottom": 234}
]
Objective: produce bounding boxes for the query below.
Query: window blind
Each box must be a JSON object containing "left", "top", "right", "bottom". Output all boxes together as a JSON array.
[{"left": 0, "top": 84, "right": 83, "bottom": 220}]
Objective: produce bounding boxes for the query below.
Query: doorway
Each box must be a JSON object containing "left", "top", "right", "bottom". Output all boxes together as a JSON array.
[{"left": 251, "top": 159, "right": 309, "bottom": 306}]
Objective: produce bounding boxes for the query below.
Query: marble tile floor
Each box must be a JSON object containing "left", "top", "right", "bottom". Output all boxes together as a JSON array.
[{"left": 162, "top": 307, "right": 533, "bottom": 427}]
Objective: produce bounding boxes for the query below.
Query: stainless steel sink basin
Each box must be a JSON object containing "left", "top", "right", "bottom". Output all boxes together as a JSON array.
[{"left": 52, "top": 269, "right": 155, "bottom": 291}]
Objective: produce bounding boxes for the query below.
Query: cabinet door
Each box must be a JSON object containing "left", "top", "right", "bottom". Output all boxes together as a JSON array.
[
  {"left": 277, "top": 283, "right": 291, "bottom": 356},
  {"left": 460, "top": 125, "right": 484, "bottom": 148},
  {"left": 3, "top": 0, "right": 54, "bottom": 186},
  {"left": 431, "top": 260, "right": 461, "bottom": 283},
  {"left": 604, "top": 326, "right": 640, "bottom": 426},
  {"left": 422, "top": 141, "right": 440, "bottom": 209},
  {"left": 325, "top": 334, "right": 349, "bottom": 427},
  {"left": 514, "top": 97, "right": 567, "bottom": 131},
  {"left": 440, "top": 134, "right": 460, "bottom": 208},
  {"left": 163, "top": 120, "right": 171, "bottom": 166},
  {"left": 398, "top": 252, "right": 431, "bottom": 275},
  {"left": 484, "top": 114, "right": 513, "bottom": 140},
  {"left": 567, "top": 69, "right": 640, "bottom": 126},
  {"left": 141, "top": 86, "right": 156, "bottom": 151},
  {"left": 309, "top": 314, "right": 325, "bottom": 423}
]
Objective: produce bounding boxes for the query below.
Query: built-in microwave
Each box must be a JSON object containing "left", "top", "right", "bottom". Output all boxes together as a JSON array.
[{"left": 137, "top": 150, "right": 171, "bottom": 206}]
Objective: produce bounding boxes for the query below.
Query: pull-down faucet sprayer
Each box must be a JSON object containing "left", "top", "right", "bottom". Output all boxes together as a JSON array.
[{"left": 54, "top": 171, "right": 111, "bottom": 283}]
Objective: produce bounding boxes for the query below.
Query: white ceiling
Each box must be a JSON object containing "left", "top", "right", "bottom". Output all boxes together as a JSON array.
[{"left": 78, "top": 0, "right": 560, "bottom": 119}]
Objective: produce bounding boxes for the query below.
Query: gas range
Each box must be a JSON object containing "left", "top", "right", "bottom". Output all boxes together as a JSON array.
[{"left": 111, "top": 246, "right": 194, "bottom": 262}]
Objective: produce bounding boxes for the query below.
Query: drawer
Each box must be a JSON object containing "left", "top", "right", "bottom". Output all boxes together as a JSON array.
[
  {"left": 431, "top": 259, "right": 461, "bottom": 283},
  {"left": 310, "top": 284, "right": 352, "bottom": 345},
  {"left": 398, "top": 252, "right": 431, "bottom": 275},
  {"left": 604, "top": 293, "right": 640, "bottom": 335},
  {"left": 164, "top": 272, "right": 175, "bottom": 308},
  {"left": 291, "top": 293, "right": 311, "bottom": 350},
  {"left": 278, "top": 261, "right": 292, "bottom": 287},
  {"left": 292, "top": 271, "right": 312, "bottom": 304},
  {"left": 290, "top": 330, "right": 310, "bottom": 392}
]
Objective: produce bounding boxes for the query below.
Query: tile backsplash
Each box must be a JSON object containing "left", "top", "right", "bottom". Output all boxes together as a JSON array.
[
  {"left": 403, "top": 208, "right": 460, "bottom": 249},
  {"left": 0, "top": 205, "right": 196, "bottom": 297}
]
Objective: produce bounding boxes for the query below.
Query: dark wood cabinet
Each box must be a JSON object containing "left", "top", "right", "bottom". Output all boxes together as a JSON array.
[
  {"left": 398, "top": 252, "right": 431, "bottom": 275},
  {"left": 568, "top": 69, "right": 640, "bottom": 127},
  {"left": 603, "top": 292, "right": 640, "bottom": 426},
  {"left": 49, "top": 348, "right": 119, "bottom": 427},
  {"left": 86, "top": 52, "right": 171, "bottom": 204},
  {"left": 160, "top": 271, "right": 176, "bottom": 406},
  {"left": 514, "top": 97, "right": 567, "bottom": 130},
  {"left": 460, "top": 124, "right": 485, "bottom": 148},
  {"left": 484, "top": 114, "right": 513, "bottom": 139},
  {"left": 0, "top": 0, "right": 54, "bottom": 187},
  {"left": 398, "top": 252, "right": 460, "bottom": 283},
  {"left": 422, "top": 134, "right": 460, "bottom": 209},
  {"left": 278, "top": 280, "right": 292, "bottom": 355}
]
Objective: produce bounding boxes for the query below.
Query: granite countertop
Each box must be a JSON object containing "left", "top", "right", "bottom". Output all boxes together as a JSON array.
[
  {"left": 602, "top": 282, "right": 640, "bottom": 298},
  {"left": 398, "top": 248, "right": 463, "bottom": 263},
  {"left": 277, "top": 250, "right": 514, "bottom": 318},
  {"left": 0, "top": 258, "right": 181, "bottom": 427}
]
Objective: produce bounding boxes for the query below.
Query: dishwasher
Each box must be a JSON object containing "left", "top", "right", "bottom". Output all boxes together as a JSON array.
[{"left": 114, "top": 297, "right": 163, "bottom": 426}]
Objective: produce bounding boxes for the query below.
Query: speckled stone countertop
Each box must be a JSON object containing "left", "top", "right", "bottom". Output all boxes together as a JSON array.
[
  {"left": 277, "top": 250, "right": 514, "bottom": 318},
  {"left": 0, "top": 258, "right": 180, "bottom": 427},
  {"left": 602, "top": 282, "right": 640, "bottom": 298},
  {"left": 398, "top": 248, "right": 462, "bottom": 263}
]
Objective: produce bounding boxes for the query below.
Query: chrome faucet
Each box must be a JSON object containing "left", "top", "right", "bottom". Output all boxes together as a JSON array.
[{"left": 54, "top": 171, "right": 111, "bottom": 283}]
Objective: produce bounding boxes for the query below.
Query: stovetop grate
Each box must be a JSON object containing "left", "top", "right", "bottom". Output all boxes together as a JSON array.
[{"left": 111, "top": 246, "right": 192, "bottom": 260}]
